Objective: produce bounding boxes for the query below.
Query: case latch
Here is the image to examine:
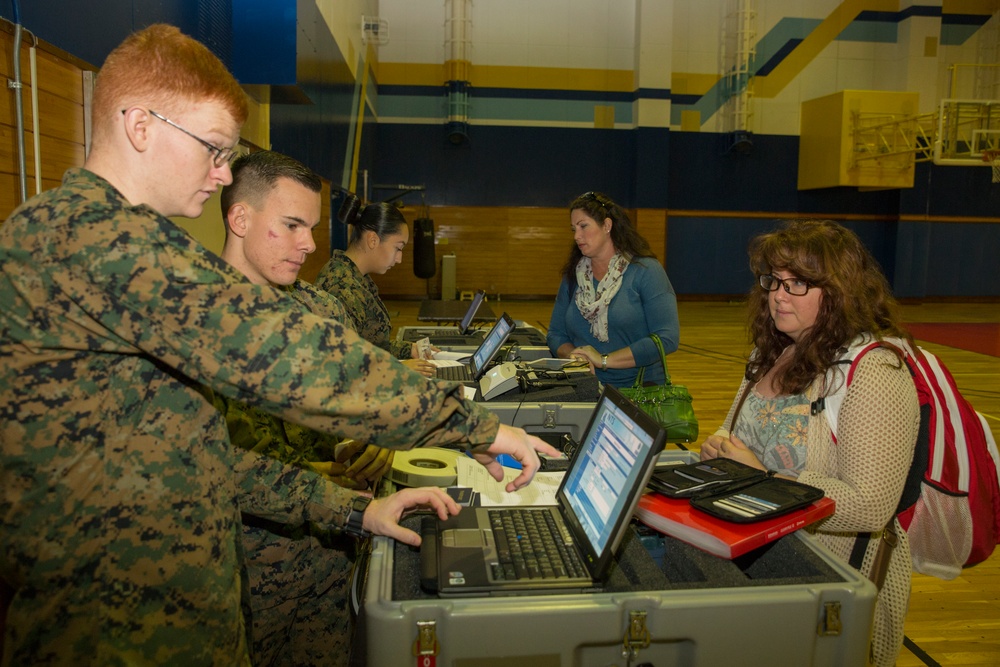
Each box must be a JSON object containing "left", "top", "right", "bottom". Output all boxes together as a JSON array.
[
  {"left": 622, "top": 609, "right": 651, "bottom": 660},
  {"left": 413, "top": 620, "right": 439, "bottom": 665},
  {"left": 818, "top": 601, "right": 843, "bottom": 636},
  {"left": 543, "top": 407, "right": 557, "bottom": 429}
]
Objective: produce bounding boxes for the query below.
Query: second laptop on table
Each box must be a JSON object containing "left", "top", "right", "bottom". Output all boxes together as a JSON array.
[{"left": 435, "top": 312, "right": 515, "bottom": 383}]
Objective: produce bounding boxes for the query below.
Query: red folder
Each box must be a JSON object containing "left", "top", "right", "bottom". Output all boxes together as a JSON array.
[{"left": 634, "top": 492, "right": 836, "bottom": 559}]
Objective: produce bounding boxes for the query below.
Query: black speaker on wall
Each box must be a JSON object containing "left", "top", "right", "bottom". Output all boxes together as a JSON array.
[{"left": 413, "top": 218, "right": 436, "bottom": 279}]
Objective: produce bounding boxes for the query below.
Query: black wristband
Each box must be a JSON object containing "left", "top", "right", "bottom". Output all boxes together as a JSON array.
[{"left": 344, "top": 495, "right": 372, "bottom": 539}]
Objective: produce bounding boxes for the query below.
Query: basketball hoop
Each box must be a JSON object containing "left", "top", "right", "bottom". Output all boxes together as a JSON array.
[{"left": 984, "top": 150, "right": 1000, "bottom": 184}]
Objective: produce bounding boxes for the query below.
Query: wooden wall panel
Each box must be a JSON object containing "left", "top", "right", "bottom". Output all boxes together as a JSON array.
[
  {"left": 371, "top": 204, "right": 669, "bottom": 300},
  {"left": 435, "top": 207, "right": 510, "bottom": 296},
  {"left": 33, "top": 48, "right": 86, "bottom": 103},
  {"left": 506, "top": 207, "right": 569, "bottom": 297},
  {"left": 0, "top": 128, "right": 86, "bottom": 182},
  {"left": 0, "top": 35, "right": 86, "bottom": 103},
  {"left": 0, "top": 173, "right": 61, "bottom": 216},
  {"left": 634, "top": 208, "right": 666, "bottom": 264},
  {"left": 0, "top": 31, "right": 88, "bottom": 222},
  {"left": 0, "top": 88, "right": 86, "bottom": 144}
]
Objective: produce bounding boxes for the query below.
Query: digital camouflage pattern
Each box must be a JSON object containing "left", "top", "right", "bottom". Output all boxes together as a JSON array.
[
  {"left": 210, "top": 281, "right": 351, "bottom": 468},
  {"left": 0, "top": 169, "right": 499, "bottom": 666},
  {"left": 314, "top": 249, "right": 412, "bottom": 360},
  {"left": 239, "top": 516, "right": 357, "bottom": 667},
  {"left": 211, "top": 279, "right": 368, "bottom": 666}
]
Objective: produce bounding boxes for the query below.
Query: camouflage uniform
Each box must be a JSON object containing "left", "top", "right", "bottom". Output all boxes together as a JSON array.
[
  {"left": 214, "top": 281, "right": 361, "bottom": 667},
  {"left": 0, "top": 169, "right": 499, "bottom": 666},
  {"left": 314, "top": 250, "right": 412, "bottom": 359}
]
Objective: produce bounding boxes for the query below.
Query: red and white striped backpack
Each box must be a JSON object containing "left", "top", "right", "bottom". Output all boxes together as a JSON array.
[{"left": 820, "top": 335, "right": 1000, "bottom": 579}]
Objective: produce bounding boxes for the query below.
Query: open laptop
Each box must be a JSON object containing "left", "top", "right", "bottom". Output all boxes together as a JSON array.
[
  {"left": 435, "top": 312, "right": 515, "bottom": 382},
  {"left": 453, "top": 289, "right": 487, "bottom": 337},
  {"left": 405, "top": 291, "right": 488, "bottom": 346},
  {"left": 419, "top": 384, "right": 666, "bottom": 596}
]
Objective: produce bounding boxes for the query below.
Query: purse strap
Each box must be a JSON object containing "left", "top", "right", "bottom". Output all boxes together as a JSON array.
[
  {"left": 850, "top": 518, "right": 898, "bottom": 590},
  {"left": 633, "top": 334, "right": 672, "bottom": 387},
  {"left": 729, "top": 382, "right": 752, "bottom": 432}
]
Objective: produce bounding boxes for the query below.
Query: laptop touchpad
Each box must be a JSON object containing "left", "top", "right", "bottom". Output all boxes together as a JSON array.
[{"left": 442, "top": 529, "right": 489, "bottom": 547}]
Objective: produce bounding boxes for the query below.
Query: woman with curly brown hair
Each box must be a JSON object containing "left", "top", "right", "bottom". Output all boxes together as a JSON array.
[{"left": 700, "top": 219, "right": 920, "bottom": 667}]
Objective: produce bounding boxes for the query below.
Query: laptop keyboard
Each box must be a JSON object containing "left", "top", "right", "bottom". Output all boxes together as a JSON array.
[
  {"left": 437, "top": 365, "right": 473, "bottom": 381},
  {"left": 488, "top": 508, "right": 587, "bottom": 581}
]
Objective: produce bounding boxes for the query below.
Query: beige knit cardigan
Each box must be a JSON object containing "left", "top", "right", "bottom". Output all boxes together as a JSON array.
[{"left": 718, "top": 346, "right": 920, "bottom": 667}]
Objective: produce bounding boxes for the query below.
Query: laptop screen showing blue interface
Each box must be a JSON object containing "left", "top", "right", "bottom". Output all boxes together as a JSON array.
[
  {"left": 472, "top": 315, "right": 513, "bottom": 373},
  {"left": 559, "top": 396, "right": 657, "bottom": 555}
]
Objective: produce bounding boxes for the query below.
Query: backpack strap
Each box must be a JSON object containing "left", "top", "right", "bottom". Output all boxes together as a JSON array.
[
  {"left": 817, "top": 338, "right": 885, "bottom": 441},
  {"left": 828, "top": 336, "right": 911, "bottom": 583}
]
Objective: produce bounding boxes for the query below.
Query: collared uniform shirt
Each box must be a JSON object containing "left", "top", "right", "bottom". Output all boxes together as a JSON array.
[{"left": 0, "top": 169, "right": 498, "bottom": 666}]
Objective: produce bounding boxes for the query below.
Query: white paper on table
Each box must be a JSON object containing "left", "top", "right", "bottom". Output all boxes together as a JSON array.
[
  {"left": 455, "top": 456, "right": 562, "bottom": 506},
  {"left": 461, "top": 385, "right": 477, "bottom": 401},
  {"left": 431, "top": 351, "right": 471, "bottom": 363}
]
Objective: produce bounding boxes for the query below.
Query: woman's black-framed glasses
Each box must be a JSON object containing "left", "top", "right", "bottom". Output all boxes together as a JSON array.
[
  {"left": 143, "top": 109, "right": 239, "bottom": 167},
  {"left": 758, "top": 274, "right": 815, "bottom": 296}
]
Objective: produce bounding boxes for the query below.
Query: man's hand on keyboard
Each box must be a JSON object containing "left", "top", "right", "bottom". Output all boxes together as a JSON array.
[{"left": 365, "top": 487, "right": 460, "bottom": 547}]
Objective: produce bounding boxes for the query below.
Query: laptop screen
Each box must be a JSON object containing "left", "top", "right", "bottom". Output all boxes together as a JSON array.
[
  {"left": 458, "top": 290, "right": 486, "bottom": 334},
  {"left": 559, "top": 389, "right": 660, "bottom": 558},
  {"left": 470, "top": 313, "right": 514, "bottom": 376}
]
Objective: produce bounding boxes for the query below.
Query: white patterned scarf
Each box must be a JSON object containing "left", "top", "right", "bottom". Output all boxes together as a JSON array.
[{"left": 574, "top": 253, "right": 629, "bottom": 342}]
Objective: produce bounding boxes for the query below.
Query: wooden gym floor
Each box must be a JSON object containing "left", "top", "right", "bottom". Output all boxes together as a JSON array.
[{"left": 386, "top": 298, "right": 1000, "bottom": 667}]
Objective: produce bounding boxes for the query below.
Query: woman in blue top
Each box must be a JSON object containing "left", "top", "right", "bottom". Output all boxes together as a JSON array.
[{"left": 547, "top": 191, "right": 679, "bottom": 388}]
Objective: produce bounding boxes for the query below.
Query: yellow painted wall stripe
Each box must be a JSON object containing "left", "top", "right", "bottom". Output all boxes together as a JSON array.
[
  {"left": 755, "top": 0, "right": 898, "bottom": 99},
  {"left": 943, "top": 0, "right": 1000, "bottom": 15},
  {"left": 349, "top": 44, "right": 375, "bottom": 193},
  {"left": 671, "top": 72, "right": 722, "bottom": 96},
  {"left": 376, "top": 62, "right": 445, "bottom": 87}
]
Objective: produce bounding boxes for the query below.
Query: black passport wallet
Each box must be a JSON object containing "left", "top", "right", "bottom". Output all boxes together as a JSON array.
[
  {"left": 649, "top": 458, "right": 825, "bottom": 524},
  {"left": 648, "top": 458, "right": 764, "bottom": 498}
]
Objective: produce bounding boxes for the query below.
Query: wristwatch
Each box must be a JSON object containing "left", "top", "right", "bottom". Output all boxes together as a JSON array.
[
  {"left": 601, "top": 354, "right": 609, "bottom": 371},
  {"left": 344, "top": 495, "right": 372, "bottom": 539}
]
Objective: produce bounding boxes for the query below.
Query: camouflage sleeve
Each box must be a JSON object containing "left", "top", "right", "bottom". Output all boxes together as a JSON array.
[
  {"left": 314, "top": 253, "right": 410, "bottom": 359},
  {"left": 206, "top": 375, "right": 355, "bottom": 527},
  {"left": 286, "top": 280, "right": 349, "bottom": 325},
  {"left": 390, "top": 336, "right": 413, "bottom": 360},
  {"left": 105, "top": 221, "right": 500, "bottom": 452},
  {"left": 313, "top": 253, "right": 370, "bottom": 334},
  {"left": 279, "top": 281, "right": 371, "bottom": 463},
  {"left": 232, "top": 447, "right": 358, "bottom": 529}
]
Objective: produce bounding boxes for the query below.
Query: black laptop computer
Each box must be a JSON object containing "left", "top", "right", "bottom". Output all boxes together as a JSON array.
[
  {"left": 419, "top": 385, "right": 666, "bottom": 596},
  {"left": 409, "top": 291, "right": 488, "bottom": 346},
  {"left": 435, "top": 312, "right": 515, "bottom": 382},
  {"left": 451, "top": 289, "right": 487, "bottom": 337}
]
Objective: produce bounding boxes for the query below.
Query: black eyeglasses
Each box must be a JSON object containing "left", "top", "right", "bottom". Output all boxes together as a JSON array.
[
  {"left": 141, "top": 109, "right": 238, "bottom": 167},
  {"left": 758, "top": 274, "right": 815, "bottom": 296}
]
